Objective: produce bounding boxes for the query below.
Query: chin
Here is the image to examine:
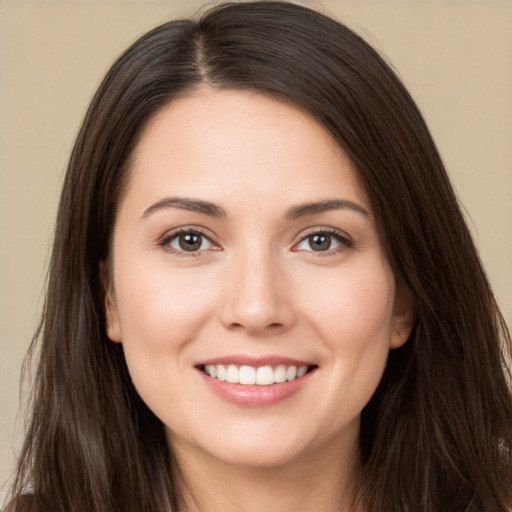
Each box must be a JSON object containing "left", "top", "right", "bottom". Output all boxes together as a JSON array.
[
  {"left": 168, "top": 419, "right": 317, "bottom": 469},
  {"left": 209, "top": 440, "right": 310, "bottom": 469}
]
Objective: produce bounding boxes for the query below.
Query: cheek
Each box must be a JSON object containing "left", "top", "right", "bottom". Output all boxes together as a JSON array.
[
  {"left": 299, "top": 258, "right": 395, "bottom": 395},
  {"left": 113, "top": 260, "right": 220, "bottom": 358},
  {"left": 112, "top": 261, "right": 223, "bottom": 420},
  {"left": 303, "top": 259, "right": 395, "bottom": 342}
]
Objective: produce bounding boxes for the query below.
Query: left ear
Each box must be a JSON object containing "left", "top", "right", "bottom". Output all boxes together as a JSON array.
[
  {"left": 390, "top": 282, "right": 416, "bottom": 349},
  {"left": 99, "top": 261, "right": 123, "bottom": 343}
]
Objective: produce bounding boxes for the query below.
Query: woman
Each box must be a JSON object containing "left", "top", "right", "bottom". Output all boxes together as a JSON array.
[{"left": 6, "top": 1, "right": 512, "bottom": 511}]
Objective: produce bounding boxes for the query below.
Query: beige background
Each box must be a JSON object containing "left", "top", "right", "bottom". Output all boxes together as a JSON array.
[{"left": 1, "top": 0, "right": 511, "bottom": 500}]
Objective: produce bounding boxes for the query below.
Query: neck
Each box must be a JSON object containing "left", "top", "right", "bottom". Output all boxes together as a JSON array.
[{"left": 170, "top": 432, "right": 362, "bottom": 512}]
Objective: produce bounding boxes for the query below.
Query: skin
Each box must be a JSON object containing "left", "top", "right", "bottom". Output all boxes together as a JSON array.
[{"left": 104, "top": 89, "right": 415, "bottom": 512}]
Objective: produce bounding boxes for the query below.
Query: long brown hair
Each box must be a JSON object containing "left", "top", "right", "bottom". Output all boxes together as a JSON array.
[{"left": 8, "top": 2, "right": 512, "bottom": 511}]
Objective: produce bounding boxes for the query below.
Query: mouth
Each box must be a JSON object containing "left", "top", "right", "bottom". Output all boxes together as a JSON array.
[
  {"left": 198, "top": 363, "right": 317, "bottom": 386},
  {"left": 195, "top": 356, "right": 318, "bottom": 406}
]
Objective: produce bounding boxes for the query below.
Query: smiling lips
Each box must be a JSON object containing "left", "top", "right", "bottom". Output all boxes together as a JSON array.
[
  {"left": 204, "top": 364, "right": 309, "bottom": 385},
  {"left": 197, "top": 358, "right": 316, "bottom": 407}
]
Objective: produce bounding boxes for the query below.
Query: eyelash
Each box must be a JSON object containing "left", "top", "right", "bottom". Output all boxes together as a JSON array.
[
  {"left": 159, "top": 228, "right": 219, "bottom": 258},
  {"left": 159, "top": 227, "right": 353, "bottom": 257},
  {"left": 292, "top": 228, "right": 353, "bottom": 255}
]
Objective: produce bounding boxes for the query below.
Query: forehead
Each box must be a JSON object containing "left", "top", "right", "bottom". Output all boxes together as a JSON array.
[{"left": 120, "top": 88, "right": 371, "bottom": 217}]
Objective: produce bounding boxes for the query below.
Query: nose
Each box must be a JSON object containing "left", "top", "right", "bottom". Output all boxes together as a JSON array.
[{"left": 219, "top": 249, "right": 296, "bottom": 336}]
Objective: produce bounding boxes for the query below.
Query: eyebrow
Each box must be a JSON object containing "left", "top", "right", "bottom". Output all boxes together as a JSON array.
[
  {"left": 284, "top": 199, "right": 369, "bottom": 220},
  {"left": 141, "top": 197, "right": 226, "bottom": 219},
  {"left": 141, "top": 196, "right": 369, "bottom": 221}
]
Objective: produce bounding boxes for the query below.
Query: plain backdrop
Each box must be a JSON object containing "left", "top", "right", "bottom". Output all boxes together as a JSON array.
[{"left": 1, "top": 0, "right": 511, "bottom": 501}]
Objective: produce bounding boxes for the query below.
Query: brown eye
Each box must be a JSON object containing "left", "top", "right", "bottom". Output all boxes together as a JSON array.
[
  {"left": 308, "top": 234, "right": 332, "bottom": 251},
  {"left": 178, "top": 233, "right": 202, "bottom": 251},
  {"left": 166, "top": 231, "right": 214, "bottom": 253},
  {"left": 294, "top": 230, "right": 350, "bottom": 253}
]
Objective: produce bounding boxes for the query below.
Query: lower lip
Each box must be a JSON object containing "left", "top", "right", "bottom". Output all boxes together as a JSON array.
[{"left": 198, "top": 369, "right": 314, "bottom": 407}]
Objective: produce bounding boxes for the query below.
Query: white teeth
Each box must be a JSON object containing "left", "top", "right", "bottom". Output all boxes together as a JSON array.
[
  {"left": 286, "top": 365, "right": 297, "bottom": 381},
  {"left": 297, "top": 365, "right": 308, "bottom": 378},
  {"left": 216, "top": 365, "right": 226, "bottom": 381},
  {"left": 256, "top": 366, "right": 274, "bottom": 385},
  {"left": 226, "top": 365, "right": 239, "bottom": 383},
  {"left": 204, "top": 363, "right": 311, "bottom": 385},
  {"left": 274, "top": 365, "right": 287, "bottom": 383},
  {"left": 239, "top": 365, "right": 256, "bottom": 385}
]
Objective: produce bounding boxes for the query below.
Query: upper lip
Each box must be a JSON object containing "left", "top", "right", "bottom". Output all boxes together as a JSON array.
[{"left": 195, "top": 355, "right": 316, "bottom": 368}]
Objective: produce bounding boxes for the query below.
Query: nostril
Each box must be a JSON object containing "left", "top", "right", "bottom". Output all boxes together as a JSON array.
[{"left": 228, "top": 322, "right": 283, "bottom": 331}]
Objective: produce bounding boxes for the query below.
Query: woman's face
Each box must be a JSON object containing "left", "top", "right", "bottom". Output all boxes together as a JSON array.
[{"left": 105, "top": 89, "right": 414, "bottom": 469}]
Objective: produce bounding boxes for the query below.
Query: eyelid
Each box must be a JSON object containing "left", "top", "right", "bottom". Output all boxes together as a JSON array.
[
  {"left": 291, "top": 226, "right": 353, "bottom": 253},
  {"left": 157, "top": 225, "right": 352, "bottom": 256},
  {"left": 158, "top": 226, "right": 221, "bottom": 256}
]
